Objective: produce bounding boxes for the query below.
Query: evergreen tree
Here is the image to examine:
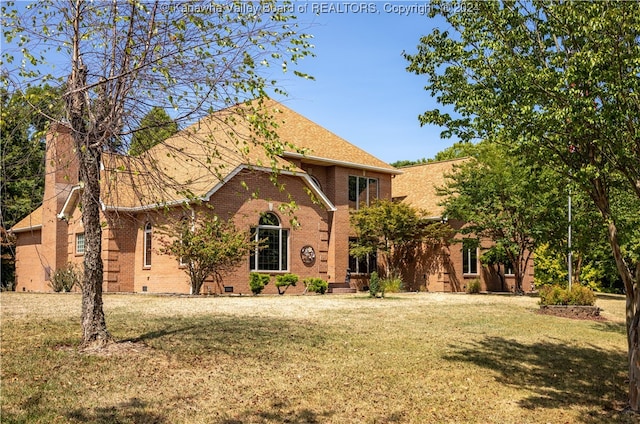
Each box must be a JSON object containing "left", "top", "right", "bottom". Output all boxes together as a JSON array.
[{"left": 129, "top": 107, "right": 178, "bottom": 156}]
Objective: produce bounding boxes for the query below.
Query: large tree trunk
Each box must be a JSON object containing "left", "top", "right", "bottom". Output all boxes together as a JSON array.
[
  {"left": 605, "top": 220, "right": 640, "bottom": 409},
  {"left": 66, "top": 2, "right": 111, "bottom": 347},
  {"left": 78, "top": 144, "right": 111, "bottom": 347},
  {"left": 591, "top": 177, "right": 640, "bottom": 409}
]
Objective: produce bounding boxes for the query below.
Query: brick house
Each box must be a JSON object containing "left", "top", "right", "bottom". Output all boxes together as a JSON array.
[
  {"left": 392, "top": 159, "right": 535, "bottom": 293},
  {"left": 11, "top": 100, "right": 401, "bottom": 294}
]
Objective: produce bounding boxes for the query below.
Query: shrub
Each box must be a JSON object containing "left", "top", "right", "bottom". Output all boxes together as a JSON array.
[
  {"left": 275, "top": 273, "right": 298, "bottom": 295},
  {"left": 382, "top": 276, "right": 403, "bottom": 293},
  {"left": 49, "top": 263, "right": 82, "bottom": 292},
  {"left": 249, "top": 273, "right": 270, "bottom": 295},
  {"left": 569, "top": 285, "right": 597, "bottom": 306},
  {"left": 303, "top": 277, "right": 328, "bottom": 294},
  {"left": 466, "top": 278, "right": 481, "bottom": 294},
  {"left": 539, "top": 284, "right": 596, "bottom": 306},
  {"left": 369, "top": 271, "right": 383, "bottom": 298},
  {"left": 539, "top": 285, "right": 570, "bottom": 305}
]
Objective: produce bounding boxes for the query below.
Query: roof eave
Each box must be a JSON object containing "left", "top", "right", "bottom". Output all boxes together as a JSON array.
[
  {"left": 282, "top": 151, "right": 402, "bottom": 175},
  {"left": 101, "top": 164, "right": 337, "bottom": 213},
  {"left": 102, "top": 198, "right": 195, "bottom": 213},
  {"left": 58, "top": 185, "right": 82, "bottom": 220},
  {"left": 10, "top": 224, "right": 43, "bottom": 234}
]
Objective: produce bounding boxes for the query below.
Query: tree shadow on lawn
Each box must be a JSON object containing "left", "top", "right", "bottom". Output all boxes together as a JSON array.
[
  {"left": 593, "top": 321, "right": 627, "bottom": 336},
  {"left": 121, "top": 315, "right": 331, "bottom": 360},
  {"left": 120, "top": 316, "right": 337, "bottom": 423},
  {"left": 65, "top": 397, "right": 168, "bottom": 424},
  {"left": 444, "top": 335, "right": 636, "bottom": 424},
  {"left": 217, "top": 398, "right": 335, "bottom": 424}
]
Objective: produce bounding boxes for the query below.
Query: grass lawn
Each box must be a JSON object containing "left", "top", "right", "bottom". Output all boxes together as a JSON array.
[{"left": 1, "top": 292, "right": 637, "bottom": 424}]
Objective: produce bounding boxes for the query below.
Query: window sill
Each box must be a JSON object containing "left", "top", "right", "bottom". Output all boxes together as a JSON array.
[{"left": 250, "top": 270, "right": 290, "bottom": 274}]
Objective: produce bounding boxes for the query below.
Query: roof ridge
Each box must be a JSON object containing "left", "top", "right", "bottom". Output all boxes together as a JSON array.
[{"left": 398, "top": 157, "right": 471, "bottom": 169}]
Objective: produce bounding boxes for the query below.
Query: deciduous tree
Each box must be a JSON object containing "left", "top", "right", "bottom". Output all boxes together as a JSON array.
[
  {"left": 350, "top": 199, "right": 450, "bottom": 279},
  {"left": 405, "top": 0, "right": 640, "bottom": 408},
  {"left": 438, "top": 142, "right": 565, "bottom": 293},
  {"left": 161, "top": 212, "right": 253, "bottom": 295},
  {"left": 2, "top": 0, "right": 313, "bottom": 348}
]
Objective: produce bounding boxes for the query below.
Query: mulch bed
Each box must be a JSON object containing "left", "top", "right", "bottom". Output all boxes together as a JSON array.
[{"left": 537, "top": 305, "right": 607, "bottom": 321}]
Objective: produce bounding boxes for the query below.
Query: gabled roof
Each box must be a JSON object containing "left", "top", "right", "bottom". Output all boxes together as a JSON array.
[
  {"left": 392, "top": 158, "right": 469, "bottom": 219},
  {"left": 10, "top": 206, "right": 43, "bottom": 233},
  {"left": 265, "top": 101, "right": 401, "bottom": 174},
  {"left": 99, "top": 101, "right": 302, "bottom": 210},
  {"left": 52, "top": 99, "right": 396, "bottom": 214}
]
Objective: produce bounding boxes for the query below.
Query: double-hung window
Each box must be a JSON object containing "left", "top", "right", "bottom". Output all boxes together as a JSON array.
[
  {"left": 76, "top": 233, "right": 85, "bottom": 255},
  {"left": 250, "top": 212, "right": 288, "bottom": 272},
  {"left": 143, "top": 223, "right": 152, "bottom": 268},
  {"left": 462, "top": 239, "right": 478, "bottom": 275},
  {"left": 348, "top": 176, "right": 378, "bottom": 209}
]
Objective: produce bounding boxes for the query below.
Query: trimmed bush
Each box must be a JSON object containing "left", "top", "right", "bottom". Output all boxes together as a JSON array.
[
  {"left": 369, "top": 271, "right": 383, "bottom": 298},
  {"left": 466, "top": 278, "right": 481, "bottom": 294},
  {"left": 539, "top": 284, "right": 596, "bottom": 306},
  {"left": 275, "top": 273, "right": 298, "bottom": 295},
  {"left": 303, "top": 277, "right": 328, "bottom": 294},
  {"left": 249, "top": 273, "right": 270, "bottom": 295},
  {"left": 49, "top": 263, "right": 82, "bottom": 292},
  {"left": 569, "top": 285, "right": 597, "bottom": 306}
]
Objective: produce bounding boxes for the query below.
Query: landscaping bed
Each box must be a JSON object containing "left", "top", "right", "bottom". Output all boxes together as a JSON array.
[{"left": 538, "top": 304, "right": 604, "bottom": 320}]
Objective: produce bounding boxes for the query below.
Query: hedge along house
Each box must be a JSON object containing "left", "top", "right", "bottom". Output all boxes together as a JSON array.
[
  {"left": 392, "top": 159, "right": 535, "bottom": 293},
  {"left": 11, "top": 100, "right": 401, "bottom": 295}
]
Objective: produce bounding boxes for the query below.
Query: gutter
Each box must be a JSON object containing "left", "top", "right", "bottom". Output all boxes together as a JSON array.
[
  {"left": 100, "top": 164, "right": 337, "bottom": 213},
  {"left": 282, "top": 151, "right": 403, "bottom": 175}
]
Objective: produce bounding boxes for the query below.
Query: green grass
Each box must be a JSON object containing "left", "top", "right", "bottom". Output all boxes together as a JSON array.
[{"left": 0, "top": 292, "right": 635, "bottom": 423}]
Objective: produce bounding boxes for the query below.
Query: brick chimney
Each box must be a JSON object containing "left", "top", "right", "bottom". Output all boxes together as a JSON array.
[{"left": 40, "top": 123, "right": 79, "bottom": 279}]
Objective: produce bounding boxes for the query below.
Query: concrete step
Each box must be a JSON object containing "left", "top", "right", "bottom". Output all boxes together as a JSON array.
[
  {"left": 328, "top": 282, "right": 357, "bottom": 294},
  {"left": 329, "top": 287, "right": 357, "bottom": 294}
]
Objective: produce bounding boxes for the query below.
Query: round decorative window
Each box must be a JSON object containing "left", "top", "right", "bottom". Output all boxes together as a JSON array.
[{"left": 300, "top": 245, "right": 316, "bottom": 265}]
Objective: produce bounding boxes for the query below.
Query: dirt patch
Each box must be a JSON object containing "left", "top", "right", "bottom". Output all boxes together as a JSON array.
[{"left": 537, "top": 305, "right": 606, "bottom": 321}]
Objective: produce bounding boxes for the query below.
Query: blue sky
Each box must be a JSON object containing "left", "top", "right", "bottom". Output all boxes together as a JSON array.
[
  {"left": 4, "top": 1, "right": 456, "bottom": 164},
  {"left": 271, "top": 2, "right": 457, "bottom": 164}
]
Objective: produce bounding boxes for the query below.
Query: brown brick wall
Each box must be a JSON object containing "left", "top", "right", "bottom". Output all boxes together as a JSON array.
[
  {"left": 400, "top": 220, "right": 535, "bottom": 293},
  {"left": 131, "top": 169, "right": 333, "bottom": 294},
  {"left": 14, "top": 230, "right": 47, "bottom": 292}
]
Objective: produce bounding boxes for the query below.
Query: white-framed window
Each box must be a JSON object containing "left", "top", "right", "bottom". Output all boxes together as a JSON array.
[
  {"left": 348, "top": 175, "right": 378, "bottom": 209},
  {"left": 178, "top": 217, "right": 190, "bottom": 267},
  {"left": 250, "top": 212, "right": 289, "bottom": 272},
  {"left": 504, "top": 261, "right": 515, "bottom": 276},
  {"left": 348, "top": 237, "right": 377, "bottom": 274},
  {"left": 143, "top": 223, "right": 152, "bottom": 268},
  {"left": 462, "top": 239, "right": 478, "bottom": 275},
  {"left": 76, "top": 233, "right": 85, "bottom": 255}
]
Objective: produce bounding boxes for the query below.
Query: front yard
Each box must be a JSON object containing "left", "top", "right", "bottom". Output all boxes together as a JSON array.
[{"left": 0, "top": 292, "right": 634, "bottom": 423}]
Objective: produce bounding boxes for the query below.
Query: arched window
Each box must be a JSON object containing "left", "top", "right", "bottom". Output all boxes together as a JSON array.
[
  {"left": 250, "top": 212, "right": 288, "bottom": 271},
  {"left": 309, "top": 175, "right": 322, "bottom": 191},
  {"left": 143, "top": 223, "right": 152, "bottom": 268}
]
